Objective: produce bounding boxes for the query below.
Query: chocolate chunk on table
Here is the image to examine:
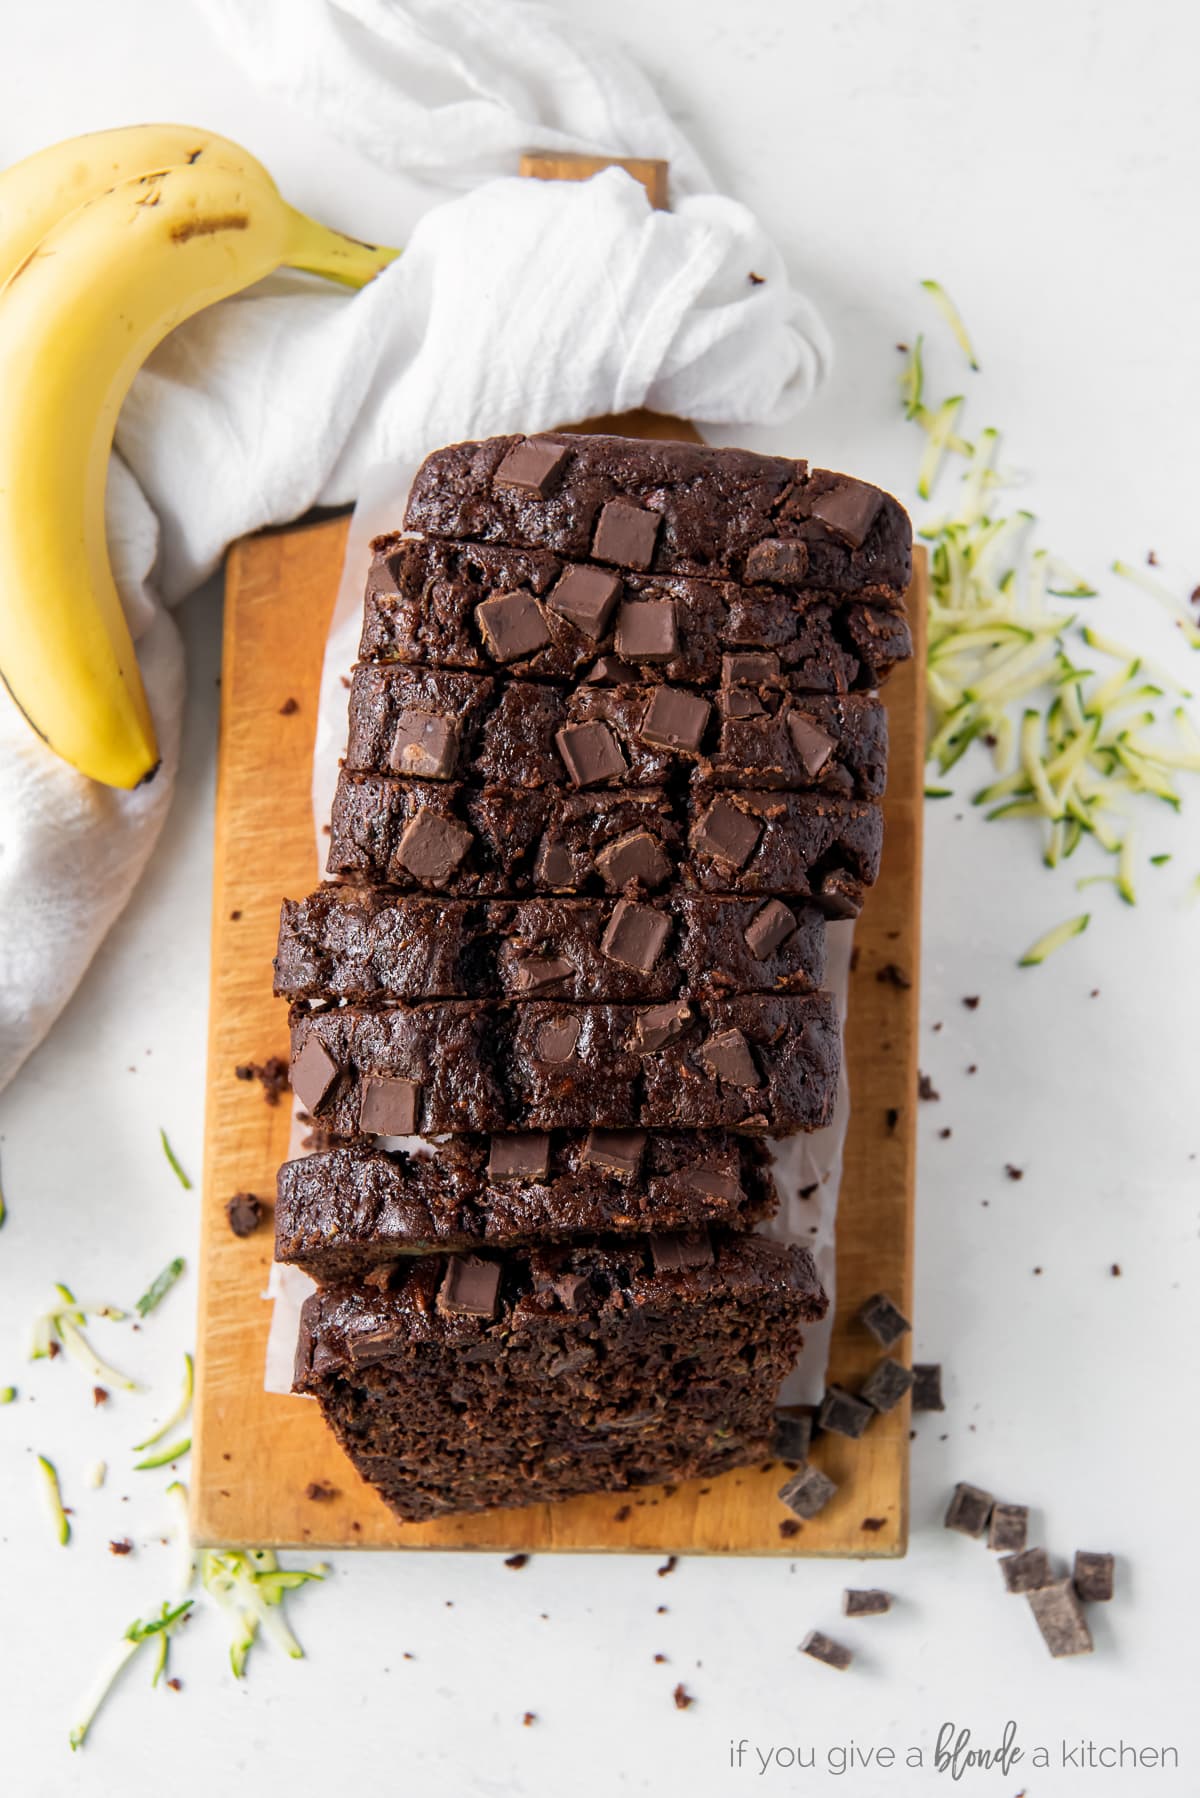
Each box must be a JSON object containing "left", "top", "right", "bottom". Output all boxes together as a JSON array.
[
  {"left": 818, "top": 1386, "right": 875, "bottom": 1440},
  {"left": 360, "top": 538, "right": 912, "bottom": 689},
  {"left": 1000, "top": 1548, "right": 1054, "bottom": 1594},
  {"left": 401, "top": 434, "right": 912, "bottom": 594},
  {"left": 911, "top": 1363, "right": 945, "bottom": 1412},
  {"left": 327, "top": 776, "right": 883, "bottom": 910},
  {"left": 343, "top": 664, "right": 888, "bottom": 799},
  {"left": 944, "top": 1481, "right": 994, "bottom": 1538},
  {"left": 988, "top": 1503, "right": 1029, "bottom": 1554},
  {"left": 226, "top": 1192, "right": 264, "bottom": 1238},
  {"left": 288, "top": 991, "right": 840, "bottom": 1137},
  {"left": 293, "top": 1234, "right": 827, "bottom": 1522},
  {"left": 843, "top": 1589, "right": 891, "bottom": 1617},
  {"left": 1073, "top": 1551, "right": 1114, "bottom": 1602},
  {"left": 1027, "top": 1581, "right": 1094, "bottom": 1658},
  {"left": 860, "top": 1357, "right": 915, "bottom": 1414},
  {"left": 799, "top": 1630, "right": 852, "bottom": 1671},
  {"left": 276, "top": 1133, "right": 778, "bottom": 1273},
  {"left": 858, "top": 1290, "right": 911, "bottom": 1350},
  {"left": 778, "top": 1463, "right": 838, "bottom": 1520},
  {"left": 771, "top": 1405, "right": 813, "bottom": 1462}
]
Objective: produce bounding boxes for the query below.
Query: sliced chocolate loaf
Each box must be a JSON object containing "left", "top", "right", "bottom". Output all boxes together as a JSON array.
[
  {"left": 288, "top": 992, "right": 840, "bottom": 1137},
  {"left": 293, "top": 1232, "right": 828, "bottom": 1521},
  {"left": 275, "top": 889, "right": 826, "bottom": 1004},
  {"left": 327, "top": 776, "right": 881, "bottom": 915},
  {"left": 343, "top": 664, "right": 887, "bottom": 799},
  {"left": 276, "top": 1132, "right": 777, "bottom": 1273},
  {"left": 402, "top": 433, "right": 912, "bottom": 596},
  {"left": 361, "top": 537, "right": 912, "bottom": 689}
]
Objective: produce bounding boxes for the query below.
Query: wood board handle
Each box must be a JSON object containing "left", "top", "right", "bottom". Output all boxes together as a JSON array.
[{"left": 519, "top": 150, "right": 669, "bottom": 211}]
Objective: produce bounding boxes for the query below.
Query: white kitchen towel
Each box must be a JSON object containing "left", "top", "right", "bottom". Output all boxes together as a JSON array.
[{"left": 0, "top": 0, "right": 831, "bottom": 1092}]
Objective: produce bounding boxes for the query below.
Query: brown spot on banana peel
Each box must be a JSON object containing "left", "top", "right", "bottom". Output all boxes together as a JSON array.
[{"left": 171, "top": 213, "right": 250, "bottom": 244}]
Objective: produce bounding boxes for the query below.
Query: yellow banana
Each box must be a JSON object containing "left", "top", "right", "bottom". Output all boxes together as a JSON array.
[{"left": 0, "top": 139, "right": 399, "bottom": 787}]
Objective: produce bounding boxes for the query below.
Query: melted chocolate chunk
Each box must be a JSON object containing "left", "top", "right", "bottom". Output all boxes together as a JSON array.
[
  {"left": 600, "top": 899, "right": 671, "bottom": 972},
  {"left": 614, "top": 600, "right": 677, "bottom": 662},
  {"left": 534, "top": 837, "right": 575, "bottom": 888},
  {"left": 359, "top": 1075, "right": 422, "bottom": 1136},
  {"left": 743, "top": 899, "right": 797, "bottom": 960},
  {"left": 388, "top": 707, "right": 460, "bottom": 779},
  {"left": 722, "top": 651, "right": 779, "bottom": 684},
  {"left": 512, "top": 956, "right": 574, "bottom": 994},
  {"left": 546, "top": 564, "right": 622, "bottom": 637},
  {"left": 581, "top": 1128, "right": 646, "bottom": 1176},
  {"left": 584, "top": 655, "right": 638, "bottom": 685},
  {"left": 592, "top": 497, "right": 661, "bottom": 570},
  {"left": 395, "top": 810, "right": 473, "bottom": 884},
  {"left": 595, "top": 829, "right": 670, "bottom": 890},
  {"left": 438, "top": 1255, "right": 501, "bottom": 1318},
  {"left": 692, "top": 798, "right": 760, "bottom": 868},
  {"left": 787, "top": 711, "right": 837, "bottom": 778},
  {"left": 554, "top": 720, "right": 628, "bottom": 787},
  {"left": 476, "top": 592, "right": 551, "bottom": 661},
  {"left": 639, "top": 686, "right": 710, "bottom": 752},
  {"left": 744, "top": 538, "right": 809, "bottom": 584},
  {"left": 635, "top": 1000, "right": 691, "bottom": 1052},
  {"left": 290, "top": 1035, "right": 340, "bottom": 1113},
  {"left": 487, "top": 1134, "right": 551, "bottom": 1181},
  {"left": 681, "top": 1167, "right": 743, "bottom": 1203},
  {"left": 649, "top": 1229, "right": 713, "bottom": 1272},
  {"left": 493, "top": 437, "right": 569, "bottom": 495},
  {"left": 698, "top": 1028, "right": 760, "bottom": 1088},
  {"left": 535, "top": 1015, "right": 581, "bottom": 1062},
  {"left": 719, "top": 689, "right": 765, "bottom": 720},
  {"left": 809, "top": 478, "right": 882, "bottom": 549}
]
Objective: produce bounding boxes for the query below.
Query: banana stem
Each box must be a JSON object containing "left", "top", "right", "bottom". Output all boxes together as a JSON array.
[{"left": 283, "top": 205, "right": 400, "bottom": 289}]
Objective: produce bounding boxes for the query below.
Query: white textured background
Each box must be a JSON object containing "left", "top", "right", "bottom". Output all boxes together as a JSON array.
[{"left": 2, "top": 2, "right": 1199, "bottom": 1793}]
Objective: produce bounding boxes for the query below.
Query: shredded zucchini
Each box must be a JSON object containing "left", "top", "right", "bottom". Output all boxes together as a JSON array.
[
  {"left": 135, "top": 1257, "right": 185, "bottom": 1319},
  {"left": 201, "top": 1549, "right": 326, "bottom": 1678},
  {"left": 37, "top": 1454, "right": 70, "bottom": 1545},
  {"left": 134, "top": 1352, "right": 194, "bottom": 1453},
  {"left": 1018, "top": 913, "right": 1090, "bottom": 967},
  {"left": 159, "top": 1128, "right": 192, "bottom": 1191},
  {"left": 68, "top": 1600, "right": 192, "bottom": 1751},
  {"left": 920, "top": 278, "right": 980, "bottom": 370},
  {"left": 134, "top": 1436, "right": 191, "bottom": 1473}
]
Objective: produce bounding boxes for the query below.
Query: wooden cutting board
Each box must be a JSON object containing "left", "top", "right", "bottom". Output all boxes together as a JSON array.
[{"left": 192, "top": 155, "right": 925, "bottom": 1555}]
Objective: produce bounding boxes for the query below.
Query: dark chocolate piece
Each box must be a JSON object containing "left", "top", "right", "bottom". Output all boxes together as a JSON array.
[
  {"left": 691, "top": 797, "right": 760, "bottom": 868},
  {"left": 639, "top": 685, "right": 710, "bottom": 752},
  {"left": 581, "top": 1129, "right": 646, "bottom": 1176},
  {"left": 511, "top": 956, "right": 574, "bottom": 994},
  {"left": 745, "top": 538, "right": 810, "bottom": 584},
  {"left": 493, "top": 437, "right": 568, "bottom": 495},
  {"left": 593, "top": 496, "right": 660, "bottom": 570},
  {"left": 859, "top": 1357, "right": 914, "bottom": 1414},
  {"left": 546, "top": 564, "right": 621, "bottom": 637},
  {"left": 488, "top": 1134, "right": 552, "bottom": 1182},
  {"left": 699, "top": 1028, "right": 759, "bottom": 1088},
  {"left": 555, "top": 720, "right": 628, "bottom": 788},
  {"left": 600, "top": 898, "right": 671, "bottom": 972},
  {"left": 771, "top": 1405, "right": 813, "bottom": 1462},
  {"left": 1073, "top": 1551, "right": 1114, "bottom": 1602},
  {"left": 535, "top": 837, "right": 575, "bottom": 888},
  {"left": 809, "top": 478, "right": 883, "bottom": 549},
  {"left": 389, "top": 708, "right": 459, "bottom": 779},
  {"left": 858, "top": 1291, "right": 911, "bottom": 1350},
  {"left": 722, "top": 651, "right": 779, "bottom": 684},
  {"left": 438, "top": 1255, "right": 501, "bottom": 1318},
  {"left": 1027, "top": 1581, "right": 1094, "bottom": 1658},
  {"left": 988, "top": 1503, "right": 1029, "bottom": 1554},
  {"left": 818, "top": 1385, "right": 874, "bottom": 1440},
  {"left": 778, "top": 1463, "right": 837, "bottom": 1519},
  {"left": 744, "top": 899, "right": 796, "bottom": 960},
  {"left": 595, "top": 830, "right": 670, "bottom": 890},
  {"left": 911, "top": 1363, "right": 944, "bottom": 1411},
  {"left": 614, "top": 599, "right": 677, "bottom": 662},
  {"left": 787, "top": 711, "right": 837, "bottom": 778},
  {"left": 475, "top": 591, "right": 551, "bottom": 662},
  {"left": 359, "top": 1075, "right": 421, "bottom": 1136},
  {"left": 799, "top": 1630, "right": 852, "bottom": 1671},
  {"left": 290, "top": 1035, "right": 340, "bottom": 1113},
  {"left": 394, "top": 810, "right": 473, "bottom": 884},
  {"left": 535, "top": 1015, "right": 581, "bottom": 1062},
  {"left": 226, "top": 1192, "right": 263, "bottom": 1238},
  {"left": 649, "top": 1229, "right": 714, "bottom": 1272},
  {"left": 843, "top": 1589, "right": 891, "bottom": 1617},
  {"left": 636, "top": 1001, "right": 691, "bottom": 1052},
  {"left": 944, "top": 1482, "right": 994, "bottom": 1538},
  {"left": 720, "top": 689, "right": 765, "bottom": 720}
]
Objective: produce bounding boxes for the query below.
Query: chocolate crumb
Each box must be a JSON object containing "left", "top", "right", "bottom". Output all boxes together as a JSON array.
[
  {"left": 672, "top": 1683, "right": 695, "bottom": 1710},
  {"left": 229, "top": 909, "right": 242, "bottom": 921},
  {"left": 657, "top": 1555, "right": 677, "bottom": 1577},
  {"left": 876, "top": 962, "right": 912, "bottom": 989},
  {"left": 938, "top": 1127, "right": 952, "bottom": 1139},
  {"left": 656, "top": 1605, "right": 668, "bottom": 1614},
  {"left": 614, "top": 1504, "right": 632, "bottom": 1522},
  {"left": 1005, "top": 1164, "right": 1024, "bottom": 1181},
  {"left": 278, "top": 697, "right": 299, "bottom": 716},
  {"left": 966, "top": 1063, "right": 977, "bottom": 1074},
  {"left": 93, "top": 1386, "right": 109, "bottom": 1406},
  {"left": 962, "top": 994, "right": 981, "bottom": 1009},
  {"left": 849, "top": 945, "right": 860, "bottom": 971},
  {"left": 1110, "top": 1263, "right": 1122, "bottom": 1277},
  {"left": 798, "top": 1181, "right": 818, "bottom": 1200},
  {"left": 234, "top": 1056, "right": 289, "bottom": 1106},
  {"left": 860, "top": 1517, "right": 886, "bottom": 1532},
  {"left": 653, "top": 1652, "right": 668, "bottom": 1663},
  {"left": 109, "top": 1539, "right": 133, "bottom": 1555},
  {"left": 747, "top": 271, "right": 765, "bottom": 285},
  {"left": 1147, "top": 549, "right": 1159, "bottom": 566},
  {"left": 885, "top": 1107, "right": 900, "bottom": 1133},
  {"left": 305, "top": 1481, "right": 338, "bottom": 1502},
  {"left": 522, "top": 1712, "right": 537, "bottom": 1727},
  {"left": 505, "top": 1553, "right": 529, "bottom": 1570},
  {"left": 48, "top": 1339, "right": 60, "bottom": 1359},
  {"left": 226, "top": 1192, "right": 264, "bottom": 1237},
  {"left": 918, "top": 1072, "right": 939, "bottom": 1101},
  {"left": 778, "top": 1519, "right": 802, "bottom": 1539},
  {"left": 1033, "top": 1266, "right": 1043, "bottom": 1275},
  {"left": 166, "top": 1677, "right": 182, "bottom": 1692}
]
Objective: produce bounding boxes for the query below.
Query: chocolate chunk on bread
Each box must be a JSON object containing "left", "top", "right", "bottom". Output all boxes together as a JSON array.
[
  {"left": 293, "top": 1232, "right": 828, "bottom": 1521},
  {"left": 288, "top": 992, "right": 840, "bottom": 1136},
  {"left": 327, "top": 775, "right": 882, "bottom": 913},
  {"left": 275, "top": 889, "right": 827, "bottom": 1004},
  {"left": 276, "top": 1132, "right": 777, "bottom": 1273},
  {"left": 343, "top": 664, "right": 887, "bottom": 799},
  {"left": 361, "top": 537, "right": 912, "bottom": 689},
  {"left": 402, "top": 434, "right": 912, "bottom": 595}
]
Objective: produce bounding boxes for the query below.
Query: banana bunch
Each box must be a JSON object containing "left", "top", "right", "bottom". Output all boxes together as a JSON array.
[{"left": 0, "top": 126, "right": 399, "bottom": 788}]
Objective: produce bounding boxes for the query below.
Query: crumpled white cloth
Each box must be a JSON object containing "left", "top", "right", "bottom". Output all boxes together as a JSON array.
[{"left": 0, "top": 0, "right": 831, "bottom": 1091}]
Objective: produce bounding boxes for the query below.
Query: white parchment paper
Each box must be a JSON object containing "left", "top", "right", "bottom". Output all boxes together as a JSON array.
[{"left": 265, "top": 462, "right": 854, "bottom": 1405}]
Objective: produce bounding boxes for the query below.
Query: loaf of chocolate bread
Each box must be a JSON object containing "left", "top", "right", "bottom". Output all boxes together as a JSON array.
[
  {"left": 276, "top": 1132, "right": 777, "bottom": 1273},
  {"left": 343, "top": 664, "right": 887, "bottom": 799},
  {"left": 288, "top": 992, "right": 840, "bottom": 1137},
  {"left": 327, "top": 775, "right": 881, "bottom": 914},
  {"left": 293, "top": 1232, "right": 828, "bottom": 1520},
  {"left": 275, "top": 889, "right": 826, "bottom": 1004},
  {"left": 402, "top": 434, "right": 911, "bottom": 595},
  {"left": 361, "top": 537, "right": 912, "bottom": 688}
]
